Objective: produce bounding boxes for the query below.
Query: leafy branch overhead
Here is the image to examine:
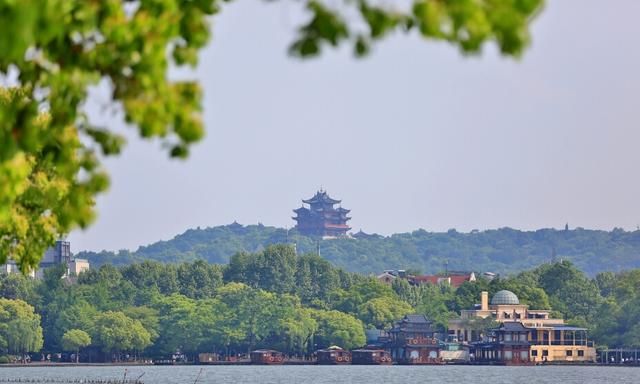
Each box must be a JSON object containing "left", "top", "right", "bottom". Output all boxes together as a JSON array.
[
  {"left": 0, "top": 0, "right": 544, "bottom": 271},
  {"left": 291, "top": 0, "right": 544, "bottom": 58}
]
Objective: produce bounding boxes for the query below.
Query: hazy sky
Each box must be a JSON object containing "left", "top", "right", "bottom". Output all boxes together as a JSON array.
[{"left": 69, "top": 0, "right": 640, "bottom": 252}]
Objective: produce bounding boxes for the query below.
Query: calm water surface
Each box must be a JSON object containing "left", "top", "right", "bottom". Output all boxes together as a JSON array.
[{"left": 1, "top": 365, "right": 639, "bottom": 384}]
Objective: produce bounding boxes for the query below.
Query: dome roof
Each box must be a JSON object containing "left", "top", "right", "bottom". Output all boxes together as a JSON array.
[{"left": 491, "top": 290, "right": 520, "bottom": 305}]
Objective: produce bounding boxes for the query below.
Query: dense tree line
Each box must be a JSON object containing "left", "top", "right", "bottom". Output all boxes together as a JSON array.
[
  {"left": 76, "top": 224, "right": 640, "bottom": 276},
  {"left": 1, "top": 245, "right": 640, "bottom": 363}
]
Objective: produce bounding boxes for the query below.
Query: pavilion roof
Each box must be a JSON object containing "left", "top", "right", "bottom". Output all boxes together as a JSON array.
[
  {"left": 303, "top": 190, "right": 341, "bottom": 205},
  {"left": 389, "top": 314, "right": 438, "bottom": 333}
]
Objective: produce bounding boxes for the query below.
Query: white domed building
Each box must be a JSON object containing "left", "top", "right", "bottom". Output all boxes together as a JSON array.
[{"left": 448, "top": 290, "right": 596, "bottom": 363}]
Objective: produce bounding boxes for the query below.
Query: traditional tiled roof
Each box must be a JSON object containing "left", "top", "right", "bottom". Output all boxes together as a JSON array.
[
  {"left": 302, "top": 190, "right": 341, "bottom": 205},
  {"left": 294, "top": 190, "right": 351, "bottom": 237},
  {"left": 411, "top": 275, "right": 442, "bottom": 285},
  {"left": 493, "top": 321, "right": 531, "bottom": 333},
  {"left": 389, "top": 314, "right": 437, "bottom": 334},
  {"left": 377, "top": 272, "right": 396, "bottom": 279},
  {"left": 449, "top": 275, "right": 472, "bottom": 287}
]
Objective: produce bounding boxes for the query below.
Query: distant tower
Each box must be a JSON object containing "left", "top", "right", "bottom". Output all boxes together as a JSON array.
[
  {"left": 565, "top": 223, "right": 569, "bottom": 231},
  {"left": 41, "top": 240, "right": 71, "bottom": 267},
  {"left": 292, "top": 190, "right": 351, "bottom": 238}
]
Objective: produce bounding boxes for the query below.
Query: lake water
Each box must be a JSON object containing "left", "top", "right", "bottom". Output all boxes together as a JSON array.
[{"left": 1, "top": 365, "right": 639, "bottom": 384}]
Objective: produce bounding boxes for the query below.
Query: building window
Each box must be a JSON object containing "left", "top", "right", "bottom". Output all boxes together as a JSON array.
[
  {"left": 542, "top": 350, "right": 548, "bottom": 357},
  {"left": 566, "top": 350, "right": 573, "bottom": 357},
  {"left": 578, "top": 350, "right": 584, "bottom": 357},
  {"left": 531, "top": 350, "right": 538, "bottom": 357}
]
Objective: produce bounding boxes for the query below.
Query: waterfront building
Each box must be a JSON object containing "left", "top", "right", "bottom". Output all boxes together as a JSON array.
[
  {"left": 449, "top": 290, "right": 596, "bottom": 362},
  {"left": 292, "top": 190, "right": 351, "bottom": 238},
  {"left": 470, "top": 322, "right": 532, "bottom": 365},
  {"left": 388, "top": 314, "right": 443, "bottom": 364}
]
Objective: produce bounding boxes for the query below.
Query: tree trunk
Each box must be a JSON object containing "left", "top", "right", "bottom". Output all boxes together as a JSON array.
[{"left": 76, "top": 349, "right": 79, "bottom": 363}]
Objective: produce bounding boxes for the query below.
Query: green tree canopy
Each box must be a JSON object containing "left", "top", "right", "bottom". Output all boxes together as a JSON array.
[
  {"left": 61, "top": 329, "right": 91, "bottom": 363},
  {"left": 91, "top": 311, "right": 151, "bottom": 358},
  {"left": 357, "top": 296, "right": 413, "bottom": 329},
  {"left": 0, "top": 298, "right": 44, "bottom": 356},
  {"left": 151, "top": 294, "right": 219, "bottom": 357},
  {"left": 310, "top": 309, "right": 366, "bottom": 350}
]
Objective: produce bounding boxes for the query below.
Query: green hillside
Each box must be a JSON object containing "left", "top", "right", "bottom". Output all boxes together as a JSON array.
[{"left": 76, "top": 224, "right": 640, "bottom": 275}]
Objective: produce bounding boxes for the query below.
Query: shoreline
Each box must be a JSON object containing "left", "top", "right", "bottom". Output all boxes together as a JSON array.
[{"left": 2, "top": 362, "right": 639, "bottom": 368}]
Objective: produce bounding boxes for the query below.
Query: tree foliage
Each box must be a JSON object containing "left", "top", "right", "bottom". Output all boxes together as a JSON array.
[
  {"left": 78, "top": 225, "right": 640, "bottom": 276},
  {"left": 0, "top": 298, "right": 43, "bottom": 356},
  {"left": 0, "top": 0, "right": 544, "bottom": 270},
  {"left": 61, "top": 329, "right": 91, "bottom": 362},
  {"left": 91, "top": 311, "right": 152, "bottom": 357},
  {"left": 310, "top": 309, "right": 366, "bottom": 350},
  {"left": 6, "top": 249, "right": 640, "bottom": 359}
]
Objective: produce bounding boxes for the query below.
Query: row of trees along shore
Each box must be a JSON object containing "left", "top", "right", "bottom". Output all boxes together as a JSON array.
[{"left": 1, "top": 245, "right": 640, "bottom": 362}]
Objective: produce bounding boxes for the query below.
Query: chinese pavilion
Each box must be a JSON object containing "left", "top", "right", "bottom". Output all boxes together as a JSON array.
[{"left": 292, "top": 190, "right": 351, "bottom": 238}]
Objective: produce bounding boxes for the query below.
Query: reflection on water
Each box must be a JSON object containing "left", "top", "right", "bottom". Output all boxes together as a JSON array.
[{"left": 0, "top": 365, "right": 639, "bottom": 384}]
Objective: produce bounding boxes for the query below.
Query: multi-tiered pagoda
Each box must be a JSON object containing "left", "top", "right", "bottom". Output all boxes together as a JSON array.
[{"left": 293, "top": 190, "right": 351, "bottom": 238}]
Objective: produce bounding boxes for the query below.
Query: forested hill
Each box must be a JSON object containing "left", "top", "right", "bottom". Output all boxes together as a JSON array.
[{"left": 76, "top": 224, "right": 640, "bottom": 275}]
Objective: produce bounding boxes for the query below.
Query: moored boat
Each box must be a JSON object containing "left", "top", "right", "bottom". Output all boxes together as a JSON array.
[
  {"left": 250, "top": 349, "right": 285, "bottom": 365},
  {"left": 152, "top": 359, "right": 176, "bottom": 365},
  {"left": 351, "top": 349, "right": 393, "bottom": 365},
  {"left": 198, "top": 353, "right": 220, "bottom": 364},
  {"left": 316, "top": 346, "right": 351, "bottom": 365}
]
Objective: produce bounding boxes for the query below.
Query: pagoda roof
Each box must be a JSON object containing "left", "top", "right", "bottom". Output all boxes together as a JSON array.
[
  {"left": 303, "top": 190, "right": 341, "bottom": 205},
  {"left": 336, "top": 207, "right": 350, "bottom": 213},
  {"left": 293, "top": 207, "right": 310, "bottom": 214}
]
